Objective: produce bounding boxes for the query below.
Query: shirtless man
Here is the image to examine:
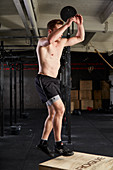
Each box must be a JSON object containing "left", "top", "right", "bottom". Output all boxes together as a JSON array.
[{"left": 35, "top": 14, "right": 85, "bottom": 157}]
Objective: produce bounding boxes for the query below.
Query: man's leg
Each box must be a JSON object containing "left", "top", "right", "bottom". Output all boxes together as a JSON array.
[
  {"left": 37, "top": 104, "right": 55, "bottom": 157},
  {"left": 41, "top": 104, "right": 56, "bottom": 140},
  {"left": 52, "top": 98, "right": 65, "bottom": 142},
  {"left": 38, "top": 98, "right": 74, "bottom": 156},
  {"left": 52, "top": 98, "right": 74, "bottom": 156},
  {"left": 42, "top": 98, "right": 65, "bottom": 142}
]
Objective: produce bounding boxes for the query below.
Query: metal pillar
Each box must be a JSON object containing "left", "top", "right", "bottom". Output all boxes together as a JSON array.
[
  {"left": 21, "top": 64, "right": 24, "bottom": 113},
  {"left": 65, "top": 46, "right": 71, "bottom": 143},
  {"left": 19, "top": 63, "right": 22, "bottom": 118},
  {"left": 62, "top": 27, "right": 72, "bottom": 143},
  {"left": 10, "top": 64, "right": 13, "bottom": 126},
  {"left": 14, "top": 63, "right": 17, "bottom": 124},
  {"left": 66, "top": 28, "right": 71, "bottom": 143},
  {"left": 0, "top": 41, "right": 4, "bottom": 136}
]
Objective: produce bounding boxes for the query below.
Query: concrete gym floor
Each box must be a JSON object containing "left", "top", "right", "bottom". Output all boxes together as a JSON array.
[{"left": 0, "top": 109, "right": 113, "bottom": 170}]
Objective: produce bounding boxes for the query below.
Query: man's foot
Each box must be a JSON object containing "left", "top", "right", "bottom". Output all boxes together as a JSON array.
[
  {"left": 55, "top": 142, "right": 74, "bottom": 156},
  {"left": 36, "top": 143, "right": 55, "bottom": 157}
]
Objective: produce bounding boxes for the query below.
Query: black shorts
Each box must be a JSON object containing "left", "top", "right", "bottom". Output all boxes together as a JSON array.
[{"left": 35, "top": 74, "right": 61, "bottom": 106}]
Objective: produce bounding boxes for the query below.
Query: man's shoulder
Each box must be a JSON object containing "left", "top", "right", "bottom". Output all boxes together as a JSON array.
[
  {"left": 39, "top": 37, "right": 48, "bottom": 42},
  {"left": 38, "top": 37, "right": 49, "bottom": 47}
]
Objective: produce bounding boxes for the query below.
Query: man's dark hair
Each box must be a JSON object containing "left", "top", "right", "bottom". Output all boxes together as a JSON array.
[{"left": 47, "top": 19, "right": 64, "bottom": 31}]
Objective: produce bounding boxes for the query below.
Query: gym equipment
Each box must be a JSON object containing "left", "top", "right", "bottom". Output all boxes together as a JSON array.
[
  {"left": 10, "top": 125, "right": 21, "bottom": 135},
  {"left": 39, "top": 152, "right": 113, "bottom": 170},
  {"left": 60, "top": 6, "right": 77, "bottom": 143},
  {"left": 10, "top": 63, "right": 13, "bottom": 126},
  {"left": 0, "top": 41, "right": 4, "bottom": 136},
  {"left": 60, "top": 6, "right": 77, "bottom": 22}
]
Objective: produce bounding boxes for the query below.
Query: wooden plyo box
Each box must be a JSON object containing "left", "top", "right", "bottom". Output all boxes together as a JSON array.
[
  {"left": 94, "top": 90, "right": 101, "bottom": 99},
  {"left": 79, "top": 90, "right": 92, "bottom": 100},
  {"left": 39, "top": 152, "right": 113, "bottom": 170},
  {"left": 101, "top": 89, "right": 110, "bottom": 99},
  {"left": 71, "top": 90, "right": 78, "bottom": 100},
  {"left": 94, "top": 100, "right": 102, "bottom": 109},
  {"left": 71, "top": 102, "right": 74, "bottom": 113},
  {"left": 101, "top": 81, "right": 110, "bottom": 90},
  {"left": 81, "top": 100, "right": 93, "bottom": 110},
  {"left": 80, "top": 80, "right": 92, "bottom": 90}
]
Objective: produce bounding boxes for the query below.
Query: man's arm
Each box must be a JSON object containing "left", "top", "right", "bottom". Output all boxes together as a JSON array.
[
  {"left": 64, "top": 14, "right": 85, "bottom": 47},
  {"left": 38, "top": 15, "right": 85, "bottom": 47},
  {"left": 48, "top": 17, "right": 75, "bottom": 44}
]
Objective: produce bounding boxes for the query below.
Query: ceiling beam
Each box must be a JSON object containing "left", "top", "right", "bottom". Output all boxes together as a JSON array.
[
  {"left": 0, "top": 29, "right": 27, "bottom": 33},
  {"left": 83, "top": 32, "right": 96, "bottom": 46},
  {"left": 23, "top": 0, "right": 39, "bottom": 36},
  {"left": 13, "top": 0, "right": 31, "bottom": 36},
  {"left": 100, "top": 1, "right": 113, "bottom": 24},
  {"left": 31, "top": 0, "right": 40, "bottom": 23}
]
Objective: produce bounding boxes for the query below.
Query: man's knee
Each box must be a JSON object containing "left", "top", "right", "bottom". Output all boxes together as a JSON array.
[
  {"left": 52, "top": 99, "right": 65, "bottom": 116},
  {"left": 49, "top": 112, "right": 55, "bottom": 120},
  {"left": 56, "top": 104, "right": 65, "bottom": 116},
  {"left": 48, "top": 106, "right": 56, "bottom": 120}
]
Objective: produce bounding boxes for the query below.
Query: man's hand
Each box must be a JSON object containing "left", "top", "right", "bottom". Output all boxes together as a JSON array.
[
  {"left": 66, "top": 16, "right": 76, "bottom": 27},
  {"left": 65, "top": 14, "right": 83, "bottom": 28},
  {"left": 74, "top": 14, "right": 83, "bottom": 25},
  {"left": 64, "top": 14, "right": 85, "bottom": 47}
]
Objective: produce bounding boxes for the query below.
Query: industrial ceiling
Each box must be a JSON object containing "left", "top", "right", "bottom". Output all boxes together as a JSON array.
[{"left": 0, "top": 0, "right": 113, "bottom": 53}]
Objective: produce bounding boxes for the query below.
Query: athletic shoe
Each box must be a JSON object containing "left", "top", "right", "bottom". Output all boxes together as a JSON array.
[
  {"left": 36, "top": 143, "right": 54, "bottom": 157},
  {"left": 55, "top": 144, "right": 74, "bottom": 156}
]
